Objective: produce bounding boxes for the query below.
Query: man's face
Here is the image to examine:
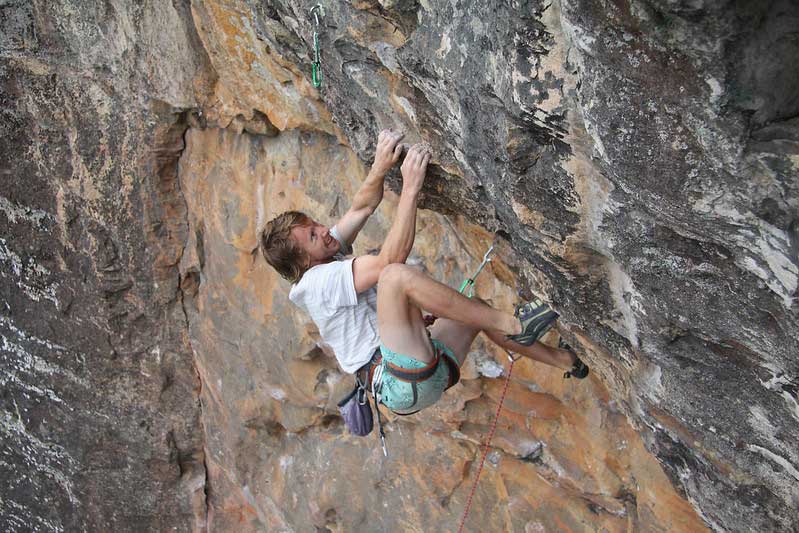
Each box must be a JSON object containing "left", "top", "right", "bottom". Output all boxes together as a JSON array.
[{"left": 290, "top": 220, "right": 340, "bottom": 267}]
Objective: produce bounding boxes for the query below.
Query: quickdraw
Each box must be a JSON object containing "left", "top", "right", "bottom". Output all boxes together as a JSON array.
[
  {"left": 310, "top": 4, "right": 323, "bottom": 88},
  {"left": 423, "top": 236, "right": 497, "bottom": 327}
]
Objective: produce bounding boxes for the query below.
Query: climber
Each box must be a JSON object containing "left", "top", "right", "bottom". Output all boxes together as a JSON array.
[{"left": 260, "top": 129, "right": 588, "bottom": 415}]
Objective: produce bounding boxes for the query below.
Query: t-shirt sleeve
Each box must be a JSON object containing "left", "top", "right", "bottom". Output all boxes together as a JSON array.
[
  {"left": 306, "top": 258, "right": 358, "bottom": 308},
  {"left": 330, "top": 225, "right": 354, "bottom": 256}
]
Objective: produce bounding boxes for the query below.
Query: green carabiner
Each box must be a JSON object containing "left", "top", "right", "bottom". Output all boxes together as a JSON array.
[{"left": 312, "top": 61, "right": 322, "bottom": 88}]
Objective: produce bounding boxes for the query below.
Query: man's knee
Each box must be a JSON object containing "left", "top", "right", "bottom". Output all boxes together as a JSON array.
[{"left": 378, "top": 263, "right": 417, "bottom": 288}]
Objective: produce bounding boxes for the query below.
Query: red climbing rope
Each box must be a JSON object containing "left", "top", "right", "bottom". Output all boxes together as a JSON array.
[{"left": 457, "top": 351, "right": 518, "bottom": 533}]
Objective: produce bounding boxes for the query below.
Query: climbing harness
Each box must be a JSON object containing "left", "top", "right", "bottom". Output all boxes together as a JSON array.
[
  {"left": 457, "top": 348, "right": 521, "bottom": 533},
  {"left": 381, "top": 340, "right": 461, "bottom": 415},
  {"left": 310, "top": 4, "right": 323, "bottom": 88}
]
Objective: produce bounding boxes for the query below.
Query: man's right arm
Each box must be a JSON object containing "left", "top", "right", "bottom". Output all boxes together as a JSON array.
[{"left": 352, "top": 144, "right": 431, "bottom": 293}]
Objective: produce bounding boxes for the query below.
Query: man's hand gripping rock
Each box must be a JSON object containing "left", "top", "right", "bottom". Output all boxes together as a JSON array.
[{"left": 400, "top": 143, "right": 432, "bottom": 196}]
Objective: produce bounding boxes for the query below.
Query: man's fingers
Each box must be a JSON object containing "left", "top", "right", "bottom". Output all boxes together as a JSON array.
[
  {"left": 385, "top": 132, "right": 403, "bottom": 152},
  {"left": 401, "top": 142, "right": 433, "bottom": 168},
  {"left": 414, "top": 145, "right": 430, "bottom": 164},
  {"left": 391, "top": 132, "right": 405, "bottom": 146},
  {"left": 421, "top": 151, "right": 431, "bottom": 168},
  {"left": 378, "top": 129, "right": 394, "bottom": 147},
  {"left": 412, "top": 145, "right": 424, "bottom": 163},
  {"left": 415, "top": 152, "right": 428, "bottom": 169},
  {"left": 392, "top": 143, "right": 402, "bottom": 161}
]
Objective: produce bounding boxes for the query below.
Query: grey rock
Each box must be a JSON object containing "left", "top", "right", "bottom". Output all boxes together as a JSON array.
[
  {"left": 2, "top": 0, "right": 798, "bottom": 531},
  {"left": 0, "top": 1, "right": 212, "bottom": 531}
]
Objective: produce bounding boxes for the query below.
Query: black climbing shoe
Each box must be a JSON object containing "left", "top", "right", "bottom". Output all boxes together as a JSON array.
[
  {"left": 507, "top": 299, "right": 559, "bottom": 346},
  {"left": 559, "top": 339, "right": 589, "bottom": 379}
]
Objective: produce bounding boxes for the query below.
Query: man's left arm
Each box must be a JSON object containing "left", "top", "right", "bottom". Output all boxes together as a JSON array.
[{"left": 334, "top": 129, "right": 404, "bottom": 246}]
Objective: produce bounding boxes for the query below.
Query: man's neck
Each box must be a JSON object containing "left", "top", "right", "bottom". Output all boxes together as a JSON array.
[{"left": 309, "top": 256, "right": 336, "bottom": 268}]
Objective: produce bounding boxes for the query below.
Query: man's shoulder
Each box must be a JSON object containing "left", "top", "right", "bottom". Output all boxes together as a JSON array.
[
  {"left": 307, "top": 255, "right": 351, "bottom": 278},
  {"left": 291, "top": 256, "right": 351, "bottom": 295}
]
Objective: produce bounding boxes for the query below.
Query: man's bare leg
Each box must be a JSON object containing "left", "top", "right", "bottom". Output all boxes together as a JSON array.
[
  {"left": 430, "top": 298, "right": 576, "bottom": 370},
  {"left": 483, "top": 330, "right": 575, "bottom": 370},
  {"left": 454, "top": 296, "right": 574, "bottom": 369},
  {"left": 376, "top": 263, "right": 580, "bottom": 373},
  {"left": 377, "top": 264, "right": 522, "bottom": 364},
  {"left": 380, "top": 264, "right": 521, "bottom": 335},
  {"left": 426, "top": 296, "right": 576, "bottom": 370},
  {"left": 428, "top": 318, "right": 481, "bottom": 366}
]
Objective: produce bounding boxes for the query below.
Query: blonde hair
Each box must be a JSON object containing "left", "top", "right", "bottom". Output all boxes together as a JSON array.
[{"left": 260, "top": 211, "right": 312, "bottom": 283}]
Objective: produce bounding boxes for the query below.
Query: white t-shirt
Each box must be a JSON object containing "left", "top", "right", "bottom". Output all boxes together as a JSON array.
[{"left": 288, "top": 227, "right": 379, "bottom": 374}]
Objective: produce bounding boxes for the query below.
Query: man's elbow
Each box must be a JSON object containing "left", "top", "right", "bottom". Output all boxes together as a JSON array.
[{"left": 378, "top": 248, "right": 408, "bottom": 267}]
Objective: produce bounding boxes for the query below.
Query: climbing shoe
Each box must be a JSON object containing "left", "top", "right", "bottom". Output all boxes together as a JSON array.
[
  {"left": 559, "top": 339, "right": 589, "bottom": 379},
  {"left": 506, "top": 299, "right": 559, "bottom": 346}
]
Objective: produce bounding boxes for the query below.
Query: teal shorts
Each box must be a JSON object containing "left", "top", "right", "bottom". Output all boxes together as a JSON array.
[{"left": 378, "top": 339, "right": 460, "bottom": 414}]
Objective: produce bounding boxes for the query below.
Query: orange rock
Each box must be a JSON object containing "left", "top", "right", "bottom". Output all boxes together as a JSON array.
[{"left": 178, "top": 124, "right": 707, "bottom": 532}]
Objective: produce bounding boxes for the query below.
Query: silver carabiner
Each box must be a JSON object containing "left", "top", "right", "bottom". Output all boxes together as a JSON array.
[
  {"left": 310, "top": 4, "right": 323, "bottom": 27},
  {"left": 459, "top": 236, "right": 499, "bottom": 297},
  {"left": 481, "top": 243, "right": 495, "bottom": 266},
  {"left": 470, "top": 242, "right": 496, "bottom": 283}
]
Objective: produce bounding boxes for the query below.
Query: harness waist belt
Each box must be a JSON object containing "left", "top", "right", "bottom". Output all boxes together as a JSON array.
[
  {"left": 357, "top": 345, "right": 460, "bottom": 391},
  {"left": 384, "top": 351, "right": 440, "bottom": 382}
]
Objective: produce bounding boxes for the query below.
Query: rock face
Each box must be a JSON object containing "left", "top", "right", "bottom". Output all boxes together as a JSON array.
[
  {"left": 177, "top": 125, "right": 707, "bottom": 531},
  {"left": 227, "top": 0, "right": 797, "bottom": 530},
  {"left": 2, "top": 1, "right": 797, "bottom": 532},
  {"left": 0, "top": 2, "right": 213, "bottom": 531}
]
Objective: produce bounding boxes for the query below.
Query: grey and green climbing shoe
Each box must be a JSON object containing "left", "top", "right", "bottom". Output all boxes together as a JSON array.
[
  {"left": 559, "top": 339, "right": 589, "bottom": 379},
  {"left": 506, "top": 299, "right": 559, "bottom": 346}
]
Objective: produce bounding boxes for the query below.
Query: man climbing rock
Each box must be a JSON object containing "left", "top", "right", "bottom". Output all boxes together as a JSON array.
[{"left": 261, "top": 129, "right": 588, "bottom": 415}]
